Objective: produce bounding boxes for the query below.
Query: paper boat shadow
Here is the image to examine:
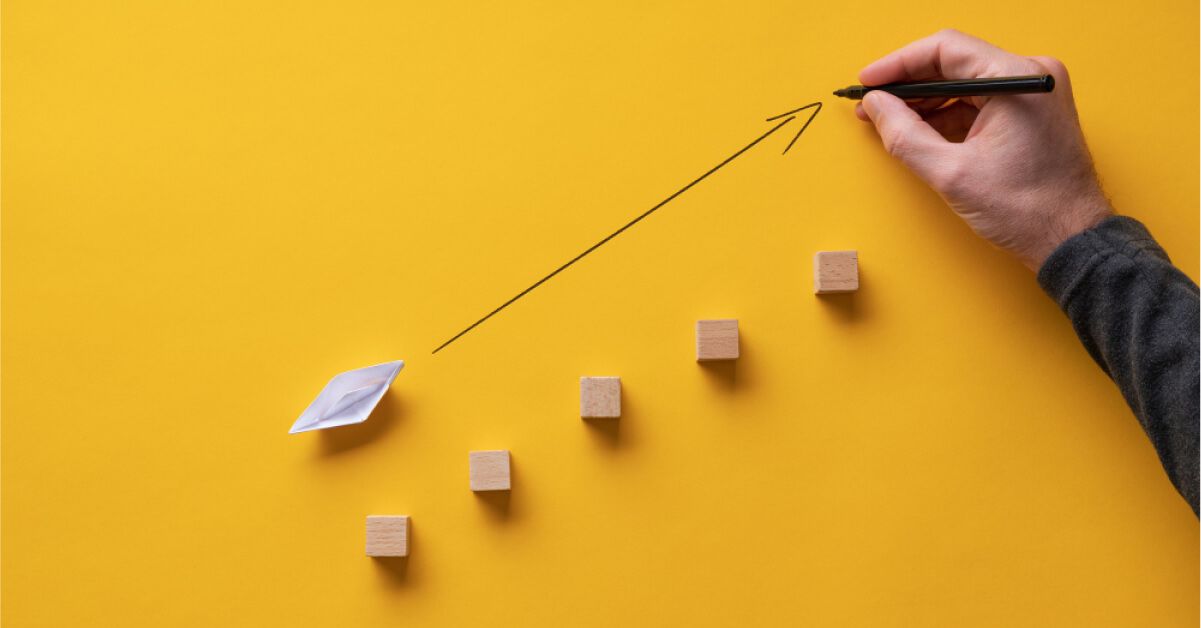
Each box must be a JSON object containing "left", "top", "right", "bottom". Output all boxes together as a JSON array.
[{"left": 319, "top": 391, "right": 405, "bottom": 455}]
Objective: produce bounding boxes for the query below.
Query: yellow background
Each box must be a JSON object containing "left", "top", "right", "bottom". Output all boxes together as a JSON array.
[{"left": 3, "top": 1, "right": 1198, "bottom": 625}]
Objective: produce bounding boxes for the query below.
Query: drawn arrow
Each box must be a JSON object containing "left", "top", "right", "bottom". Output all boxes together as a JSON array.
[{"left": 432, "top": 102, "right": 822, "bottom": 354}]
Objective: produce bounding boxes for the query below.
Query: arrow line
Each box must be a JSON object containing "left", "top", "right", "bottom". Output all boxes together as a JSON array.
[
  {"left": 432, "top": 102, "right": 822, "bottom": 354},
  {"left": 771, "top": 101, "right": 822, "bottom": 154}
]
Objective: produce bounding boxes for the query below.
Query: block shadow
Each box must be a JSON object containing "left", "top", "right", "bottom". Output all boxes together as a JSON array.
[
  {"left": 698, "top": 358, "right": 738, "bottom": 391},
  {"left": 583, "top": 388, "right": 635, "bottom": 450},
  {"left": 473, "top": 455, "right": 516, "bottom": 521},
  {"left": 318, "top": 391, "right": 405, "bottom": 456},
  {"left": 371, "top": 521, "right": 414, "bottom": 589},
  {"left": 816, "top": 266, "right": 867, "bottom": 324},
  {"left": 697, "top": 326, "right": 754, "bottom": 393},
  {"left": 372, "top": 556, "right": 411, "bottom": 586}
]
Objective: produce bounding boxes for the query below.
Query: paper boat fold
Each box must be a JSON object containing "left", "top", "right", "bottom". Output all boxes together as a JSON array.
[{"left": 289, "top": 360, "right": 405, "bottom": 434}]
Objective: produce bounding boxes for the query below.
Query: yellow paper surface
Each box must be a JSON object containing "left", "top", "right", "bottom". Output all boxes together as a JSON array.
[{"left": 3, "top": 1, "right": 1197, "bottom": 625}]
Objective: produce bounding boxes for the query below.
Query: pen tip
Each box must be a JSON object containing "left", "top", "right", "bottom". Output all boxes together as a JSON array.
[{"left": 832, "top": 89, "right": 844, "bottom": 97}]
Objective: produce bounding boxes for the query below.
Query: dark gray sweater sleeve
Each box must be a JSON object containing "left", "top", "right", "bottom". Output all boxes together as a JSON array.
[{"left": 1038, "top": 216, "right": 1199, "bottom": 514}]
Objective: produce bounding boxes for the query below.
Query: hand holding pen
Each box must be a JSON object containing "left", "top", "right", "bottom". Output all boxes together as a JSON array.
[{"left": 842, "top": 29, "right": 1112, "bottom": 271}]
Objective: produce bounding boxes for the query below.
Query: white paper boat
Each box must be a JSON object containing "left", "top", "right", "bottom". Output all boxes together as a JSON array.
[{"left": 289, "top": 360, "right": 405, "bottom": 434}]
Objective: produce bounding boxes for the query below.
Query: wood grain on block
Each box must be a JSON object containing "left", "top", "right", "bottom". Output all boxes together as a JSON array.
[
  {"left": 696, "top": 319, "right": 739, "bottom": 361},
  {"left": 365, "top": 515, "right": 409, "bottom": 557},
  {"left": 469, "top": 450, "right": 511, "bottom": 491},
  {"left": 580, "top": 376, "right": 621, "bottom": 418},
  {"left": 814, "top": 250, "right": 859, "bottom": 293}
]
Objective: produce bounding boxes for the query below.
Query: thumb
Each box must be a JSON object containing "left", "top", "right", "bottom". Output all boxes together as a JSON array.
[{"left": 861, "top": 91, "right": 952, "bottom": 183}]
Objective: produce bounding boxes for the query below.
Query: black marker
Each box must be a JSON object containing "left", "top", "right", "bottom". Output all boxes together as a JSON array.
[{"left": 833, "top": 74, "right": 1054, "bottom": 100}]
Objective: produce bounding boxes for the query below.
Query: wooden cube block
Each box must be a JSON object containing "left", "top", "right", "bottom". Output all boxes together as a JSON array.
[
  {"left": 814, "top": 250, "right": 859, "bottom": 293},
  {"left": 365, "top": 515, "right": 409, "bottom": 557},
  {"left": 469, "top": 450, "right": 511, "bottom": 491},
  {"left": 696, "top": 319, "right": 739, "bottom": 361},
  {"left": 580, "top": 376, "right": 621, "bottom": 418}
]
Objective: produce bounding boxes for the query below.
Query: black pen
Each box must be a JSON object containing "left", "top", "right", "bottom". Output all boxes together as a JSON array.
[{"left": 833, "top": 74, "right": 1054, "bottom": 100}]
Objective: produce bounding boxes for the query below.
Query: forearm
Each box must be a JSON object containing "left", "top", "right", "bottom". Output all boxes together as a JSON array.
[{"left": 1038, "top": 216, "right": 1200, "bottom": 514}]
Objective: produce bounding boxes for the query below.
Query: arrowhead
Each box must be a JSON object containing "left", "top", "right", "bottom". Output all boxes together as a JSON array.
[{"left": 765, "top": 102, "right": 822, "bottom": 155}]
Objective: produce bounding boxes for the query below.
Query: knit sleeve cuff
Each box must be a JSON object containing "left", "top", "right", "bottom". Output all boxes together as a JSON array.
[{"left": 1037, "top": 216, "right": 1165, "bottom": 307}]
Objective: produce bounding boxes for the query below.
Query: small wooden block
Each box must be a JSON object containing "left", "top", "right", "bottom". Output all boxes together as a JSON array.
[
  {"left": 365, "top": 515, "right": 409, "bottom": 557},
  {"left": 580, "top": 376, "right": 621, "bottom": 418},
  {"left": 814, "top": 250, "right": 859, "bottom": 293},
  {"left": 469, "top": 450, "right": 511, "bottom": 491},
  {"left": 696, "top": 319, "right": 739, "bottom": 361}
]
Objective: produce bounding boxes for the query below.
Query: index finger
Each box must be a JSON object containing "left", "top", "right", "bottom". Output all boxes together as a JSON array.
[{"left": 858, "top": 29, "right": 1031, "bottom": 86}]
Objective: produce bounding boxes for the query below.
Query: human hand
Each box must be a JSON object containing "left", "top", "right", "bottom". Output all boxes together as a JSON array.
[{"left": 854, "top": 29, "right": 1113, "bottom": 270}]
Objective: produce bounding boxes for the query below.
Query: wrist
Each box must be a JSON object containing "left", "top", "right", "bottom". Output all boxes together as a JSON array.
[{"left": 1022, "top": 198, "right": 1113, "bottom": 271}]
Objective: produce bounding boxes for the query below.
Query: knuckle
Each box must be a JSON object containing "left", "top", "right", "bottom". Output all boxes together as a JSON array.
[
  {"left": 1031, "top": 55, "right": 1069, "bottom": 80},
  {"left": 929, "top": 157, "right": 969, "bottom": 194},
  {"left": 881, "top": 128, "right": 909, "bottom": 157}
]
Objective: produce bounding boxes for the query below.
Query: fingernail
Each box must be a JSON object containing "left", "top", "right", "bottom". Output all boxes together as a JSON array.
[{"left": 861, "top": 91, "right": 880, "bottom": 117}]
